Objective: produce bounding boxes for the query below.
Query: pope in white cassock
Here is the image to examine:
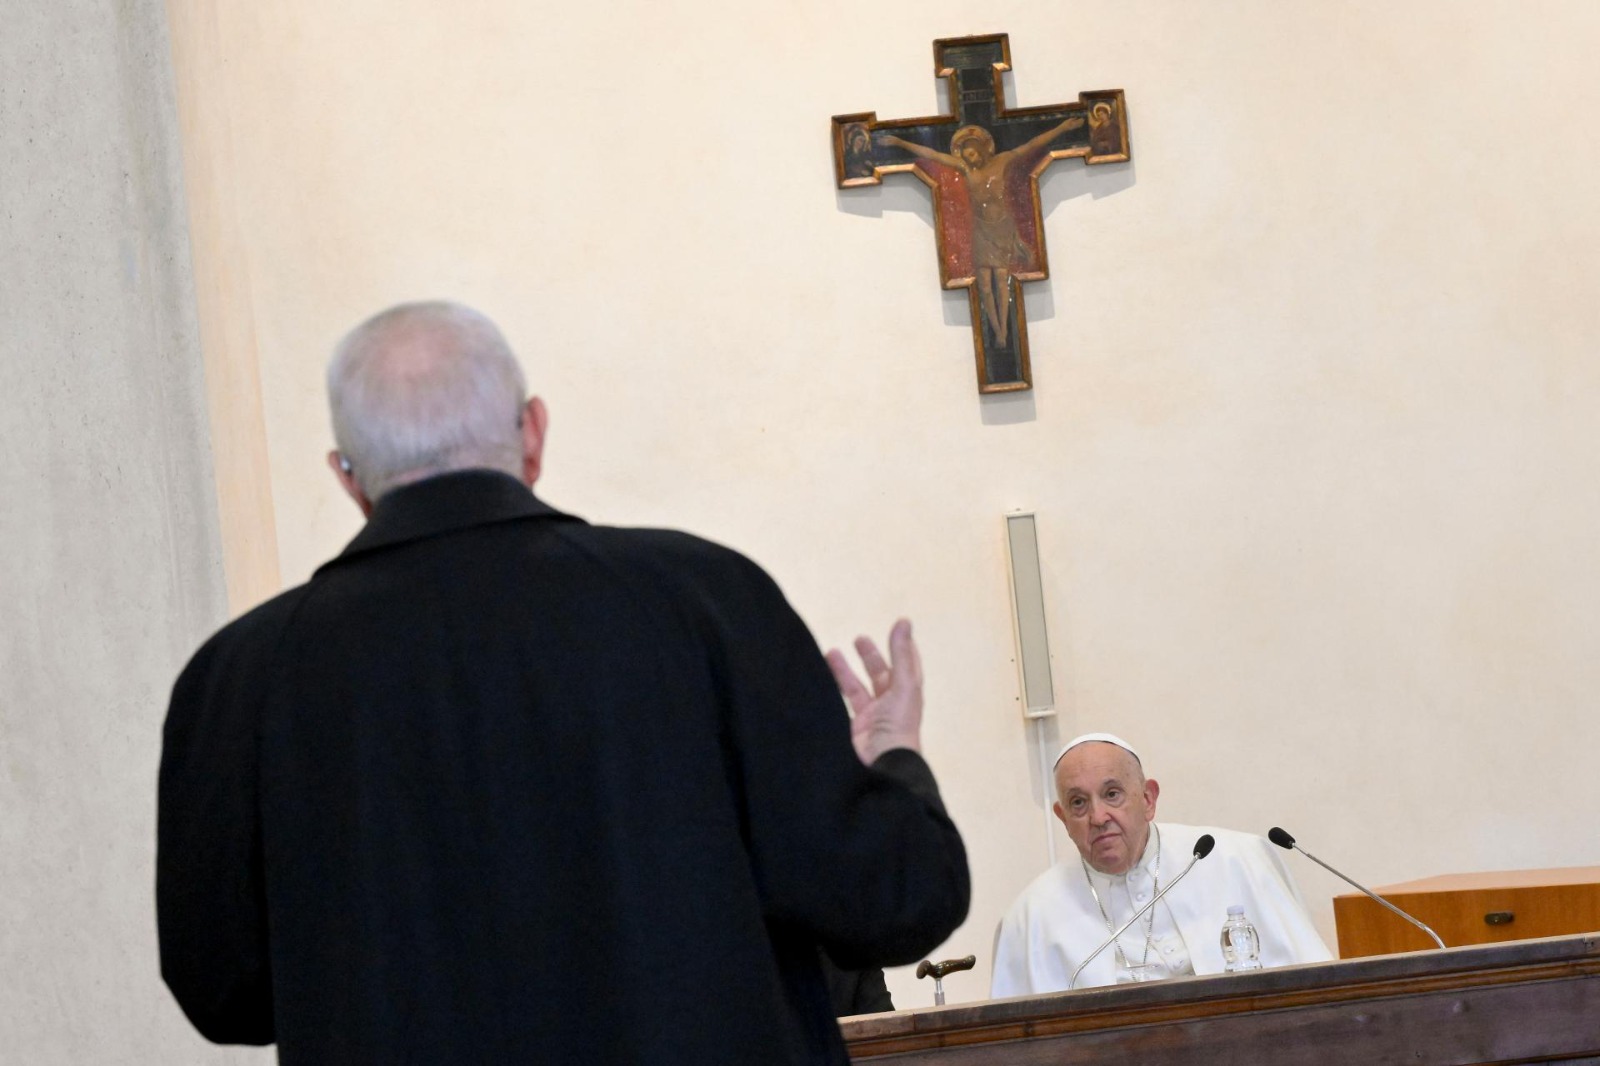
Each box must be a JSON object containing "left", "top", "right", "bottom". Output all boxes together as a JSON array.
[{"left": 991, "top": 734, "right": 1332, "bottom": 995}]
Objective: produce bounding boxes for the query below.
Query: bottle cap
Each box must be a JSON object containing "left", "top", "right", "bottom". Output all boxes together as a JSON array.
[{"left": 1227, "top": 905, "right": 1244, "bottom": 916}]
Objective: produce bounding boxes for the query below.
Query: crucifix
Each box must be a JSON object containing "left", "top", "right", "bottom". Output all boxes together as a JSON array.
[{"left": 832, "top": 34, "right": 1130, "bottom": 394}]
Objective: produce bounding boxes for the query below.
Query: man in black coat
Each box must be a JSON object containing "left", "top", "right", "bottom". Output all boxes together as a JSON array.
[{"left": 157, "top": 301, "right": 969, "bottom": 1064}]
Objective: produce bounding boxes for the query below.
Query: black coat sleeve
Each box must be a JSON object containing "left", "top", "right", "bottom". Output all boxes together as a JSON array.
[
  {"left": 156, "top": 599, "right": 295, "bottom": 1045},
  {"left": 694, "top": 549, "right": 972, "bottom": 970}
]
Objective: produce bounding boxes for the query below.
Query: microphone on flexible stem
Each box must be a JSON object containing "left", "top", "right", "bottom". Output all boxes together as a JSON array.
[
  {"left": 1068, "top": 834, "right": 1215, "bottom": 990},
  {"left": 1267, "top": 827, "right": 1445, "bottom": 951}
]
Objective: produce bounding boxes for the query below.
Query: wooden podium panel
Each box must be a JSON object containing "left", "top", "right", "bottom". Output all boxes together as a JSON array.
[
  {"left": 841, "top": 935, "right": 1600, "bottom": 1065},
  {"left": 1334, "top": 866, "right": 1600, "bottom": 958}
]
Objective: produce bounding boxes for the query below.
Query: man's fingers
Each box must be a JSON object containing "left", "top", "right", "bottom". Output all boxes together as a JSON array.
[
  {"left": 826, "top": 648, "right": 872, "bottom": 714},
  {"left": 853, "top": 636, "right": 892, "bottom": 695},
  {"left": 887, "top": 618, "right": 921, "bottom": 687}
]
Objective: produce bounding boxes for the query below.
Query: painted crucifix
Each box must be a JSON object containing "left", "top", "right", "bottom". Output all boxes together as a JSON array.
[{"left": 832, "top": 34, "right": 1130, "bottom": 393}]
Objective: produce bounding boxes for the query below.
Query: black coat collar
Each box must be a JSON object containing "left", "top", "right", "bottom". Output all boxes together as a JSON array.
[{"left": 320, "top": 469, "right": 580, "bottom": 572}]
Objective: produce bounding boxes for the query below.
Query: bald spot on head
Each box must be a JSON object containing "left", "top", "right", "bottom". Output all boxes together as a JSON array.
[{"left": 336, "top": 304, "right": 507, "bottom": 397}]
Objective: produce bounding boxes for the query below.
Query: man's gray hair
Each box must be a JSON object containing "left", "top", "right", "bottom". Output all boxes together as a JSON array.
[{"left": 327, "top": 301, "right": 527, "bottom": 501}]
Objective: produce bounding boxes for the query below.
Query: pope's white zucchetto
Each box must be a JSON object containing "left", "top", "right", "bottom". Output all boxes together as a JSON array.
[{"left": 1052, "top": 732, "right": 1142, "bottom": 771}]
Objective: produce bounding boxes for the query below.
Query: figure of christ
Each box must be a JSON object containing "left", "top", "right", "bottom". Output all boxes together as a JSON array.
[{"left": 883, "top": 115, "right": 1084, "bottom": 346}]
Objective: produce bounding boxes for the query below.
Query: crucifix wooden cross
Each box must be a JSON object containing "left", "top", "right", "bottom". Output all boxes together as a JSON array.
[{"left": 832, "top": 34, "right": 1130, "bottom": 394}]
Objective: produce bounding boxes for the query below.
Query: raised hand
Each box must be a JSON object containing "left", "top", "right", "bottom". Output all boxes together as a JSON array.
[{"left": 825, "top": 618, "right": 923, "bottom": 765}]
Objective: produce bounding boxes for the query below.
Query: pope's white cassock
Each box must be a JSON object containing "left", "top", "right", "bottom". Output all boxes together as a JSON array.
[{"left": 992, "top": 822, "right": 1332, "bottom": 996}]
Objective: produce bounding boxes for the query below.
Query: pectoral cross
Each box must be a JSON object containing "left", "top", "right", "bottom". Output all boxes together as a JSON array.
[{"left": 832, "top": 34, "right": 1130, "bottom": 394}]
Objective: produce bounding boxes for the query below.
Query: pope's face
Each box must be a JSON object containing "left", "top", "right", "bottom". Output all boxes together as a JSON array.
[{"left": 1053, "top": 743, "right": 1159, "bottom": 875}]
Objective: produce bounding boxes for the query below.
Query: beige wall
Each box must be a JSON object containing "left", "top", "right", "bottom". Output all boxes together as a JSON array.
[
  {"left": 0, "top": 1, "right": 262, "bottom": 1060},
  {"left": 167, "top": 0, "right": 1600, "bottom": 1011}
]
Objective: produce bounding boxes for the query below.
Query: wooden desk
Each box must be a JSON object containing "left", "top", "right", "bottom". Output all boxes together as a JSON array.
[
  {"left": 1334, "top": 866, "right": 1600, "bottom": 958},
  {"left": 841, "top": 934, "right": 1600, "bottom": 1065}
]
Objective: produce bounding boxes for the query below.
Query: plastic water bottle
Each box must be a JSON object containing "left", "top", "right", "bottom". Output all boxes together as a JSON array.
[{"left": 1220, "top": 905, "right": 1262, "bottom": 972}]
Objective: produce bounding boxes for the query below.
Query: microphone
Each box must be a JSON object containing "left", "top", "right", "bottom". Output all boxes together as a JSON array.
[
  {"left": 1068, "top": 834, "right": 1215, "bottom": 990},
  {"left": 1268, "top": 827, "right": 1445, "bottom": 951}
]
